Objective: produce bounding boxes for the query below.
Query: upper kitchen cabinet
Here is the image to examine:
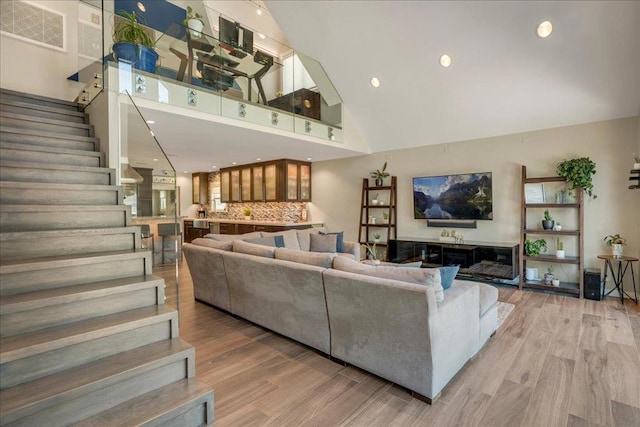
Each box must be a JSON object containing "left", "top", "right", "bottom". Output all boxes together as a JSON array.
[
  {"left": 192, "top": 172, "right": 209, "bottom": 204},
  {"left": 219, "top": 159, "right": 312, "bottom": 202}
]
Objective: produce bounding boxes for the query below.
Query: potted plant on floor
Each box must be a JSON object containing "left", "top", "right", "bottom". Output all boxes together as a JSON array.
[
  {"left": 524, "top": 239, "right": 547, "bottom": 257},
  {"left": 604, "top": 234, "right": 626, "bottom": 258},
  {"left": 112, "top": 10, "right": 158, "bottom": 73},
  {"left": 556, "top": 157, "right": 597, "bottom": 199},
  {"left": 542, "top": 209, "right": 555, "bottom": 230},
  {"left": 184, "top": 6, "right": 204, "bottom": 38},
  {"left": 370, "top": 162, "right": 389, "bottom": 187}
]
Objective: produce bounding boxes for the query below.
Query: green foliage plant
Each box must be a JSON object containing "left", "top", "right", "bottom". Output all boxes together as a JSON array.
[
  {"left": 113, "top": 10, "right": 154, "bottom": 48},
  {"left": 556, "top": 157, "right": 597, "bottom": 199},
  {"left": 603, "top": 234, "right": 626, "bottom": 246},
  {"left": 556, "top": 237, "right": 563, "bottom": 251},
  {"left": 524, "top": 239, "right": 547, "bottom": 256},
  {"left": 184, "top": 6, "right": 204, "bottom": 24},
  {"left": 543, "top": 209, "right": 553, "bottom": 221},
  {"left": 370, "top": 162, "right": 390, "bottom": 181}
]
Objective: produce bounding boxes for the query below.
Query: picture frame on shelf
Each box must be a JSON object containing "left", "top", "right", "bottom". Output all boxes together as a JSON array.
[{"left": 524, "top": 183, "right": 545, "bottom": 203}]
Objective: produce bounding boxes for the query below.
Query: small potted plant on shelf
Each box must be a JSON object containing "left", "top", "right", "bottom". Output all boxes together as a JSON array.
[
  {"left": 542, "top": 209, "right": 555, "bottom": 230},
  {"left": 556, "top": 157, "right": 597, "bottom": 199},
  {"left": 544, "top": 265, "right": 554, "bottom": 285},
  {"left": 184, "top": 6, "right": 204, "bottom": 38},
  {"left": 634, "top": 153, "right": 640, "bottom": 170},
  {"left": 382, "top": 212, "right": 389, "bottom": 224},
  {"left": 112, "top": 10, "right": 158, "bottom": 73},
  {"left": 604, "top": 234, "right": 627, "bottom": 258},
  {"left": 363, "top": 242, "right": 379, "bottom": 264},
  {"left": 370, "top": 161, "right": 390, "bottom": 186},
  {"left": 439, "top": 229, "right": 457, "bottom": 243},
  {"left": 243, "top": 207, "right": 252, "bottom": 220},
  {"left": 556, "top": 237, "right": 565, "bottom": 259},
  {"left": 370, "top": 193, "right": 379, "bottom": 205},
  {"left": 524, "top": 239, "right": 547, "bottom": 256},
  {"left": 373, "top": 233, "right": 381, "bottom": 243}
]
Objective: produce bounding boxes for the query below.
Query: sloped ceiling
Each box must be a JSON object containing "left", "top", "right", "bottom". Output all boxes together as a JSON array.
[{"left": 265, "top": 0, "right": 640, "bottom": 152}]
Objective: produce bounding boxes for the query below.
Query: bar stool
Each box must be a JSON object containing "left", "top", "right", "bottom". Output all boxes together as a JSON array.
[
  {"left": 139, "top": 224, "right": 154, "bottom": 266},
  {"left": 157, "top": 223, "right": 182, "bottom": 265}
]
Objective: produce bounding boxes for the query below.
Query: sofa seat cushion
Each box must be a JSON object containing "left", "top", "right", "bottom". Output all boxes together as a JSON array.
[
  {"left": 477, "top": 283, "right": 499, "bottom": 316},
  {"left": 232, "top": 240, "right": 276, "bottom": 258},
  {"left": 275, "top": 247, "right": 335, "bottom": 268},
  {"left": 205, "top": 231, "right": 263, "bottom": 241},
  {"left": 332, "top": 257, "right": 444, "bottom": 302},
  {"left": 190, "top": 238, "right": 233, "bottom": 251},
  {"left": 260, "top": 230, "right": 301, "bottom": 250}
]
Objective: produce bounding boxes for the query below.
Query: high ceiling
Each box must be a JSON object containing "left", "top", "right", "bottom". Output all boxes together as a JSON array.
[
  {"left": 139, "top": 1, "right": 640, "bottom": 174},
  {"left": 265, "top": 0, "right": 640, "bottom": 152}
]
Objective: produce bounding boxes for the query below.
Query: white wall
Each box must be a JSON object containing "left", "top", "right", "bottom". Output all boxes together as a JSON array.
[
  {"left": 0, "top": 0, "right": 81, "bottom": 100},
  {"left": 311, "top": 116, "right": 640, "bottom": 293}
]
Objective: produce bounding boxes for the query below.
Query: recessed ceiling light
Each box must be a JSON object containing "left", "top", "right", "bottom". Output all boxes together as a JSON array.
[
  {"left": 370, "top": 77, "right": 380, "bottom": 88},
  {"left": 439, "top": 54, "right": 452, "bottom": 68},
  {"left": 256, "top": 157, "right": 262, "bottom": 161},
  {"left": 146, "top": 120, "right": 154, "bottom": 124},
  {"left": 152, "top": 158, "right": 158, "bottom": 162},
  {"left": 211, "top": 165, "right": 217, "bottom": 169},
  {"left": 231, "top": 162, "right": 237, "bottom": 165},
  {"left": 137, "top": 2, "right": 146, "bottom": 12},
  {"left": 307, "top": 157, "right": 312, "bottom": 161},
  {"left": 537, "top": 21, "right": 553, "bottom": 38},
  {"left": 258, "top": 33, "right": 266, "bottom": 40},
  {"left": 183, "top": 171, "right": 188, "bottom": 174},
  {"left": 256, "top": 6, "right": 262, "bottom": 15}
]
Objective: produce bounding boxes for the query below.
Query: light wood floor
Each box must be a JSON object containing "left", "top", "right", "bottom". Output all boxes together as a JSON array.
[{"left": 161, "top": 260, "right": 640, "bottom": 426}]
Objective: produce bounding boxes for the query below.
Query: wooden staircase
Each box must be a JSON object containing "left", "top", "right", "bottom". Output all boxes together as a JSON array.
[{"left": 0, "top": 88, "right": 214, "bottom": 426}]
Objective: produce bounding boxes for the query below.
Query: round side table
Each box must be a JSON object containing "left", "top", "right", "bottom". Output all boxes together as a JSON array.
[{"left": 597, "top": 254, "right": 638, "bottom": 304}]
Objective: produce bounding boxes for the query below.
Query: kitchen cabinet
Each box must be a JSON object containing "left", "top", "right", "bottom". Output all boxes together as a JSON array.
[
  {"left": 184, "top": 220, "right": 209, "bottom": 243},
  {"left": 135, "top": 167, "right": 153, "bottom": 217},
  {"left": 216, "top": 221, "right": 318, "bottom": 234},
  {"left": 219, "top": 159, "right": 311, "bottom": 202},
  {"left": 192, "top": 172, "right": 209, "bottom": 204}
]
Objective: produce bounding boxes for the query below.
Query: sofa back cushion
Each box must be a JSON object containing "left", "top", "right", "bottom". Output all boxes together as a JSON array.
[
  {"left": 260, "top": 230, "right": 301, "bottom": 250},
  {"left": 232, "top": 240, "right": 277, "bottom": 258},
  {"left": 275, "top": 247, "right": 336, "bottom": 268},
  {"left": 245, "top": 235, "right": 285, "bottom": 248},
  {"left": 332, "top": 256, "right": 444, "bottom": 302},
  {"left": 205, "top": 231, "right": 263, "bottom": 241},
  {"left": 296, "top": 227, "right": 326, "bottom": 251},
  {"left": 190, "top": 238, "right": 233, "bottom": 251}
]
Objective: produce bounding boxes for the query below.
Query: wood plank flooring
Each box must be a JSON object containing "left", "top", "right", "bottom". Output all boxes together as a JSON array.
[{"left": 160, "top": 260, "right": 640, "bottom": 426}]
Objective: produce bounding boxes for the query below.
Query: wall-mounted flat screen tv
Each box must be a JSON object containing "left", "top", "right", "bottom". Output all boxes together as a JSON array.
[{"left": 413, "top": 172, "right": 493, "bottom": 220}]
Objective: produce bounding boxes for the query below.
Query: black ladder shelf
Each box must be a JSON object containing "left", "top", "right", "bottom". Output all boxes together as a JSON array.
[
  {"left": 358, "top": 176, "right": 397, "bottom": 261},
  {"left": 629, "top": 169, "right": 639, "bottom": 190}
]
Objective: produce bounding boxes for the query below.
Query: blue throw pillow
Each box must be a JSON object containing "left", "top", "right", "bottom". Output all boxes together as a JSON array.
[
  {"left": 438, "top": 265, "right": 460, "bottom": 290},
  {"left": 320, "top": 231, "right": 344, "bottom": 253}
]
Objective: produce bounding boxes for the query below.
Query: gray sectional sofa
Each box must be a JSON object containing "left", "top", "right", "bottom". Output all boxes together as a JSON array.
[{"left": 183, "top": 228, "right": 498, "bottom": 402}]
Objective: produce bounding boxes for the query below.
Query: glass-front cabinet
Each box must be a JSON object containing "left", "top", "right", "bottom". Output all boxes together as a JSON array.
[{"left": 220, "top": 159, "right": 311, "bottom": 202}]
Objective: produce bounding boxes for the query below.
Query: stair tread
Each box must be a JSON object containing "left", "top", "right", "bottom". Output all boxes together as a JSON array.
[
  {"left": 0, "top": 181, "right": 120, "bottom": 191},
  {"left": 0, "top": 249, "right": 149, "bottom": 273},
  {"left": 0, "top": 305, "right": 176, "bottom": 363},
  {"left": 0, "top": 275, "right": 163, "bottom": 313},
  {"left": 0, "top": 226, "right": 140, "bottom": 241},
  {"left": 0, "top": 111, "right": 91, "bottom": 130},
  {"left": 0, "top": 141, "right": 101, "bottom": 158},
  {"left": 0, "top": 99, "right": 85, "bottom": 117},
  {"left": 0, "top": 338, "right": 193, "bottom": 417},
  {"left": 0, "top": 159, "right": 112, "bottom": 174},
  {"left": 1, "top": 204, "right": 129, "bottom": 212},
  {"left": 0, "top": 88, "right": 79, "bottom": 108},
  {"left": 74, "top": 378, "right": 213, "bottom": 427},
  {"left": 0, "top": 125, "right": 98, "bottom": 143}
]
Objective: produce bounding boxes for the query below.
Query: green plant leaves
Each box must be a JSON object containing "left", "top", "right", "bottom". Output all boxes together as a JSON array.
[{"left": 556, "top": 157, "right": 596, "bottom": 198}]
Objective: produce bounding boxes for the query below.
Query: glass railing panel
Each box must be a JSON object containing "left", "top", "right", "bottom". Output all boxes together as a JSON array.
[
  {"left": 76, "top": 0, "right": 106, "bottom": 108},
  {"left": 119, "top": 90, "right": 180, "bottom": 315}
]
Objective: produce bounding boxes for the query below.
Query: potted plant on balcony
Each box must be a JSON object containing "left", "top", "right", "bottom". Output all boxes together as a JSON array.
[
  {"left": 184, "top": 6, "right": 204, "bottom": 38},
  {"left": 604, "top": 234, "right": 627, "bottom": 258},
  {"left": 542, "top": 209, "right": 555, "bottom": 230},
  {"left": 112, "top": 10, "right": 158, "bottom": 73},
  {"left": 370, "top": 162, "right": 389, "bottom": 186},
  {"left": 524, "top": 239, "right": 547, "bottom": 257},
  {"left": 556, "top": 157, "right": 597, "bottom": 199}
]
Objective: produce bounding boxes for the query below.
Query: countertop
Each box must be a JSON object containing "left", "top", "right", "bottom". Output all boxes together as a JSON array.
[{"left": 184, "top": 218, "right": 324, "bottom": 227}]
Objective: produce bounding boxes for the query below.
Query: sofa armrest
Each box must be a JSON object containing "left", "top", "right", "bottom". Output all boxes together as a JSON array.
[{"left": 343, "top": 241, "right": 360, "bottom": 259}]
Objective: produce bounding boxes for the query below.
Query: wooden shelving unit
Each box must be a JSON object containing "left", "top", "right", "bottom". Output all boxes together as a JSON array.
[
  {"left": 358, "top": 176, "right": 397, "bottom": 260},
  {"left": 629, "top": 169, "right": 640, "bottom": 190},
  {"left": 520, "top": 166, "right": 584, "bottom": 298}
]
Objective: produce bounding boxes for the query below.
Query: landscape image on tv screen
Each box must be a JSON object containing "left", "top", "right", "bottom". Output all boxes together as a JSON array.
[{"left": 413, "top": 172, "right": 493, "bottom": 220}]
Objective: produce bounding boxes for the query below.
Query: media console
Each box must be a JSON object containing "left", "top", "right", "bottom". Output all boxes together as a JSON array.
[{"left": 388, "top": 238, "right": 520, "bottom": 284}]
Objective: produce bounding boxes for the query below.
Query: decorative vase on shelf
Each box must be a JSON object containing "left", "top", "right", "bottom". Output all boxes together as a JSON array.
[
  {"left": 375, "top": 178, "right": 383, "bottom": 186},
  {"left": 552, "top": 279, "right": 560, "bottom": 287},
  {"left": 556, "top": 250, "right": 565, "bottom": 259},
  {"left": 544, "top": 273, "right": 554, "bottom": 285},
  {"left": 542, "top": 220, "right": 555, "bottom": 230}
]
